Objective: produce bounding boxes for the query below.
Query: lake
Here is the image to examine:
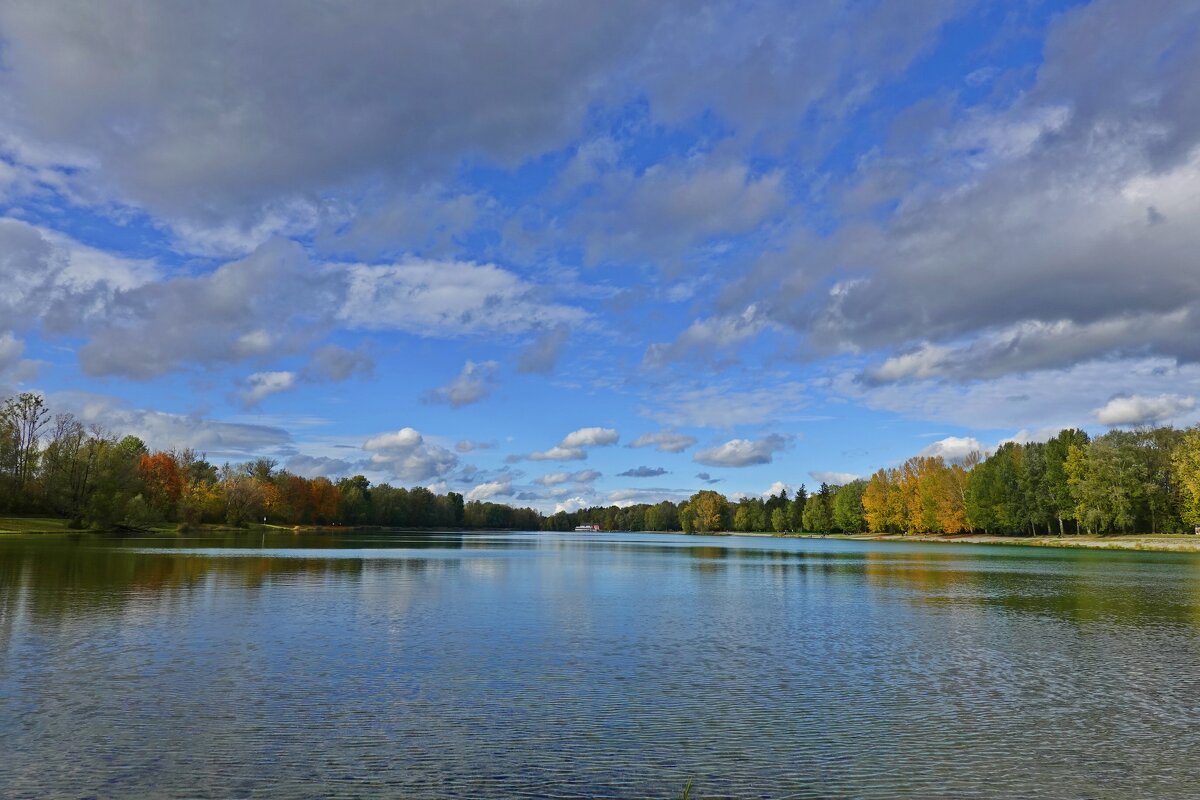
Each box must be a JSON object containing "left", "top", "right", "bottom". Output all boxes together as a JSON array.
[{"left": 2, "top": 531, "right": 1200, "bottom": 798}]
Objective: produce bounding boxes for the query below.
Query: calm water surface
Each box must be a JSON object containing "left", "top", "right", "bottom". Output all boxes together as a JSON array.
[{"left": 3, "top": 531, "right": 1200, "bottom": 799}]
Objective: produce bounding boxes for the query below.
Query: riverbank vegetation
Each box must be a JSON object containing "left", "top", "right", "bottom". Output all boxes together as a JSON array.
[{"left": 4, "top": 392, "right": 1200, "bottom": 536}]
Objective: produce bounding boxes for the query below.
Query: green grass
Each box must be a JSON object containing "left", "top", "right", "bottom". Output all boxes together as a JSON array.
[{"left": 0, "top": 516, "right": 75, "bottom": 534}]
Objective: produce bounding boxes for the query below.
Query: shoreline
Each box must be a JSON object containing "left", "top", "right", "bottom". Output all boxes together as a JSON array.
[
  {"left": 6, "top": 516, "right": 1200, "bottom": 553},
  {"left": 777, "top": 532, "right": 1200, "bottom": 553}
]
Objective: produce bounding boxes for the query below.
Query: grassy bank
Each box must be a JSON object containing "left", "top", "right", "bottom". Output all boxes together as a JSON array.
[
  {"left": 0, "top": 516, "right": 279, "bottom": 536},
  {"left": 0, "top": 516, "right": 76, "bottom": 534},
  {"left": 781, "top": 531, "right": 1200, "bottom": 553}
]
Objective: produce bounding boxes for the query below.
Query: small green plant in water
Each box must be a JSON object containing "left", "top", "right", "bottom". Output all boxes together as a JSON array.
[{"left": 678, "top": 778, "right": 694, "bottom": 800}]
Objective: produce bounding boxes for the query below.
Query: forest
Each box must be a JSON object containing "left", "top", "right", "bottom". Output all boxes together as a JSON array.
[{"left": 4, "top": 392, "right": 1200, "bottom": 536}]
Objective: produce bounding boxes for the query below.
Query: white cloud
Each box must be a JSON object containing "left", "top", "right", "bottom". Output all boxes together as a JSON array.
[
  {"left": 240, "top": 371, "right": 297, "bottom": 406},
  {"left": 643, "top": 304, "right": 772, "bottom": 367},
  {"left": 836, "top": 357, "right": 1200, "bottom": 432},
  {"left": 807, "top": 471, "right": 860, "bottom": 486},
  {"left": 1094, "top": 394, "right": 1197, "bottom": 427},
  {"left": 560, "top": 426, "right": 619, "bottom": 447},
  {"left": 694, "top": 434, "right": 788, "bottom": 467},
  {"left": 425, "top": 360, "right": 499, "bottom": 408},
  {"left": 536, "top": 470, "right": 601, "bottom": 486},
  {"left": 629, "top": 430, "right": 697, "bottom": 453},
  {"left": 363, "top": 427, "right": 459, "bottom": 484},
  {"left": 607, "top": 487, "right": 691, "bottom": 507},
  {"left": 466, "top": 478, "right": 514, "bottom": 502},
  {"left": 554, "top": 496, "right": 592, "bottom": 514},
  {"left": 578, "top": 159, "right": 787, "bottom": 267},
  {"left": 520, "top": 426, "right": 619, "bottom": 461},
  {"left": 527, "top": 445, "right": 587, "bottom": 462},
  {"left": 76, "top": 238, "right": 339, "bottom": 378},
  {"left": 762, "top": 480, "right": 792, "bottom": 497},
  {"left": 340, "top": 260, "right": 586, "bottom": 338},
  {"left": 916, "top": 436, "right": 985, "bottom": 463},
  {"left": 0, "top": 331, "right": 27, "bottom": 377},
  {"left": 54, "top": 391, "right": 292, "bottom": 457},
  {"left": 285, "top": 454, "right": 354, "bottom": 479}
]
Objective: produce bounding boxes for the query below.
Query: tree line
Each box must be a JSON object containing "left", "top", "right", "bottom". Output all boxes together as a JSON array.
[
  {"left": 5, "top": 391, "right": 1200, "bottom": 535},
  {"left": 542, "top": 428, "right": 1200, "bottom": 536},
  {"left": 0, "top": 393, "right": 539, "bottom": 531}
]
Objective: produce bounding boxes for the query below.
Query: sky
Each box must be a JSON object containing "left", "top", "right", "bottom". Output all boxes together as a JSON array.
[{"left": 1, "top": 0, "right": 1199, "bottom": 513}]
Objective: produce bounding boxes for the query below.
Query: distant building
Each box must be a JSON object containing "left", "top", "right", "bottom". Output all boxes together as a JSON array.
[{"left": 574, "top": 524, "right": 601, "bottom": 532}]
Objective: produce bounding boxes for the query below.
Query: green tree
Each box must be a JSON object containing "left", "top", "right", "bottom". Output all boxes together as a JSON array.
[
  {"left": 832, "top": 480, "right": 867, "bottom": 532},
  {"left": 1044, "top": 429, "right": 1088, "bottom": 535},
  {"left": 802, "top": 488, "right": 833, "bottom": 533},
  {"left": 1, "top": 392, "right": 50, "bottom": 499}
]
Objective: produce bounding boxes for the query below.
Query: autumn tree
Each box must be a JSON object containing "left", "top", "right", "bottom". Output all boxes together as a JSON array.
[
  {"left": 685, "top": 490, "right": 729, "bottom": 533},
  {"left": 138, "top": 452, "right": 184, "bottom": 519},
  {"left": 1174, "top": 428, "right": 1200, "bottom": 528}
]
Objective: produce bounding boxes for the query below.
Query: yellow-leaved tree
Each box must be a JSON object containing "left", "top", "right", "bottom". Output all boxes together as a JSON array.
[{"left": 1172, "top": 429, "right": 1200, "bottom": 527}]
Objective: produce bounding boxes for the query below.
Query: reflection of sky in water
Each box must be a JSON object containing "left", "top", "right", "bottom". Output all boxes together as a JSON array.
[{"left": 3, "top": 532, "right": 1200, "bottom": 798}]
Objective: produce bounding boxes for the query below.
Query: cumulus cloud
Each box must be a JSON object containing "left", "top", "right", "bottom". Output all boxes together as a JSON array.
[
  {"left": 783, "top": 12, "right": 1200, "bottom": 386},
  {"left": 536, "top": 470, "right": 601, "bottom": 486},
  {"left": 0, "top": 218, "right": 159, "bottom": 335},
  {"left": 917, "top": 436, "right": 986, "bottom": 463},
  {"left": 695, "top": 472, "right": 722, "bottom": 484},
  {"left": 617, "top": 466, "right": 668, "bottom": 478},
  {"left": 607, "top": 487, "right": 691, "bottom": 507},
  {"left": 240, "top": 371, "right": 297, "bottom": 407},
  {"left": 340, "top": 260, "right": 586, "bottom": 338},
  {"left": 0, "top": 332, "right": 23, "bottom": 374},
  {"left": 1094, "top": 394, "right": 1197, "bottom": 427},
  {"left": 629, "top": 430, "right": 697, "bottom": 453},
  {"left": 835, "top": 354, "right": 1200, "bottom": 434},
  {"left": 554, "top": 496, "right": 593, "bottom": 514},
  {"left": 643, "top": 304, "right": 772, "bottom": 368},
  {"left": 285, "top": 454, "right": 354, "bottom": 479},
  {"left": 516, "top": 427, "right": 618, "bottom": 461},
  {"left": 363, "top": 427, "right": 459, "bottom": 484},
  {"left": 54, "top": 391, "right": 292, "bottom": 457},
  {"left": 807, "top": 471, "right": 860, "bottom": 486},
  {"left": 466, "top": 478, "right": 514, "bottom": 502},
  {"left": 560, "top": 427, "right": 619, "bottom": 448},
  {"left": 425, "top": 360, "right": 500, "bottom": 408},
  {"left": 0, "top": 1, "right": 677, "bottom": 227},
  {"left": 577, "top": 159, "right": 788, "bottom": 267},
  {"left": 0, "top": 331, "right": 38, "bottom": 383},
  {"left": 694, "top": 434, "right": 788, "bottom": 467},
  {"left": 77, "top": 239, "right": 339, "bottom": 378},
  {"left": 523, "top": 446, "right": 584, "bottom": 462}
]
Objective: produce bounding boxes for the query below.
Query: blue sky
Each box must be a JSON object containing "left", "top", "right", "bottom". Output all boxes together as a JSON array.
[{"left": 2, "top": 0, "right": 1199, "bottom": 512}]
